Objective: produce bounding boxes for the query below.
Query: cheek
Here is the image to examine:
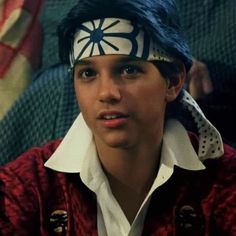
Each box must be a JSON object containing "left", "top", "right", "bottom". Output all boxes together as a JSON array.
[
  {"left": 74, "top": 83, "right": 90, "bottom": 105},
  {"left": 76, "top": 94, "right": 95, "bottom": 130},
  {"left": 135, "top": 85, "right": 168, "bottom": 118},
  {"left": 74, "top": 87, "right": 92, "bottom": 116},
  {"left": 135, "top": 82, "right": 168, "bottom": 104},
  {"left": 74, "top": 82, "right": 80, "bottom": 101},
  {"left": 76, "top": 95, "right": 91, "bottom": 115}
]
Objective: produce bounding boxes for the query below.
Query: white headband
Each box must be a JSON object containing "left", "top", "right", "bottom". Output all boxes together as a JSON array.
[{"left": 70, "top": 17, "right": 173, "bottom": 66}]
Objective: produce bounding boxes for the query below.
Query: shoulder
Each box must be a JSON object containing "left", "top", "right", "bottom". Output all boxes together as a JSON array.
[
  {"left": 2, "top": 139, "right": 61, "bottom": 167},
  {"left": 188, "top": 132, "right": 236, "bottom": 175},
  {"left": 0, "top": 139, "right": 69, "bottom": 234},
  {"left": 202, "top": 144, "right": 236, "bottom": 232},
  {"left": 197, "top": 143, "right": 236, "bottom": 196},
  {"left": 0, "top": 139, "right": 65, "bottom": 206},
  {"left": 205, "top": 143, "right": 236, "bottom": 199},
  {"left": 204, "top": 143, "right": 236, "bottom": 179},
  {"left": 0, "top": 139, "right": 62, "bottom": 185}
]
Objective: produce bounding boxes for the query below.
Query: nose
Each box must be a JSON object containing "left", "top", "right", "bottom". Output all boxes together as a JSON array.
[{"left": 98, "top": 74, "right": 122, "bottom": 104}]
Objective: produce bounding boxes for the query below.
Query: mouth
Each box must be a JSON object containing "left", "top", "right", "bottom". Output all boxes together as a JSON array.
[
  {"left": 98, "top": 111, "right": 129, "bottom": 120},
  {"left": 97, "top": 111, "right": 129, "bottom": 128},
  {"left": 102, "top": 114, "right": 128, "bottom": 120}
]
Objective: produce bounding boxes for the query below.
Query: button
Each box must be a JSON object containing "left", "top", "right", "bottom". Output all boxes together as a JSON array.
[
  {"left": 50, "top": 210, "right": 68, "bottom": 235},
  {"left": 175, "top": 204, "right": 205, "bottom": 235},
  {"left": 177, "top": 205, "right": 197, "bottom": 229}
]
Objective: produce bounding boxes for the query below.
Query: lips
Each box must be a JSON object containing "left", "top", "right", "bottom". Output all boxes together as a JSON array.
[
  {"left": 98, "top": 111, "right": 129, "bottom": 120},
  {"left": 97, "top": 111, "right": 129, "bottom": 128}
]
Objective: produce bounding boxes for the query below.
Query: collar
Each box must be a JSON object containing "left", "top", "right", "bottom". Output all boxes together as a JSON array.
[
  {"left": 45, "top": 114, "right": 93, "bottom": 172},
  {"left": 44, "top": 114, "right": 207, "bottom": 173}
]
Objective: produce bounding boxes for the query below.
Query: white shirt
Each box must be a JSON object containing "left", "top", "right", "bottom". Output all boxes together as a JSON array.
[{"left": 45, "top": 114, "right": 218, "bottom": 236}]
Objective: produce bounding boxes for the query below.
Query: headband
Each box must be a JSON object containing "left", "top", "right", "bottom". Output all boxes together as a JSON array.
[{"left": 70, "top": 17, "right": 173, "bottom": 66}]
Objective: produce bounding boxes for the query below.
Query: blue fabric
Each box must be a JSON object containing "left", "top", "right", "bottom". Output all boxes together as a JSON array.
[
  {"left": 39, "top": 0, "right": 76, "bottom": 70},
  {"left": 0, "top": 64, "right": 79, "bottom": 165}
]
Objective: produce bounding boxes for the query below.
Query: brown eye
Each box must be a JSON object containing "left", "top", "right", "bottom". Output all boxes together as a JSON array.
[
  {"left": 121, "top": 65, "right": 141, "bottom": 75},
  {"left": 77, "top": 68, "right": 97, "bottom": 80},
  {"left": 118, "top": 64, "right": 144, "bottom": 80}
]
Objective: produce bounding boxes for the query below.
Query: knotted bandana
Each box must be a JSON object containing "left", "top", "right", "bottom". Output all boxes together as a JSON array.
[{"left": 70, "top": 17, "right": 173, "bottom": 66}]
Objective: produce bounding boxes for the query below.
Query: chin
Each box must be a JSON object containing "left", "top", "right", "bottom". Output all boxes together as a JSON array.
[
  {"left": 105, "top": 139, "right": 130, "bottom": 149},
  {"left": 102, "top": 133, "right": 132, "bottom": 149}
]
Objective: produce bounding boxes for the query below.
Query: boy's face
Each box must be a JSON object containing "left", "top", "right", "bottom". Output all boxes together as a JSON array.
[{"left": 74, "top": 55, "right": 181, "bottom": 149}]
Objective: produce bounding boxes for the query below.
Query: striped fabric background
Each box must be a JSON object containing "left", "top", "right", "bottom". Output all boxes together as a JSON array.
[{"left": 0, "top": 0, "right": 43, "bottom": 119}]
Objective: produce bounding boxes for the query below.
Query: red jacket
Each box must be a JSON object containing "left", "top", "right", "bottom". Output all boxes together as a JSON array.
[{"left": 0, "top": 139, "right": 236, "bottom": 236}]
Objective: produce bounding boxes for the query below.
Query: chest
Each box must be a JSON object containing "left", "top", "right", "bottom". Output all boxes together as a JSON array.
[{"left": 41, "top": 170, "right": 218, "bottom": 236}]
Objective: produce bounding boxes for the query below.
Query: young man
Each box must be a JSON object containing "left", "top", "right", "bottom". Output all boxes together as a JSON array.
[{"left": 0, "top": 0, "right": 235, "bottom": 235}]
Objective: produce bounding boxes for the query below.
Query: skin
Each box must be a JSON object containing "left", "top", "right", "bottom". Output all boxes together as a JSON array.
[
  {"left": 186, "top": 59, "right": 213, "bottom": 99},
  {"left": 74, "top": 54, "right": 185, "bottom": 223}
]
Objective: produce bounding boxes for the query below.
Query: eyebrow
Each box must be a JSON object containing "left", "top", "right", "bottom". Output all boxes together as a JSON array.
[
  {"left": 74, "top": 56, "right": 145, "bottom": 66},
  {"left": 74, "top": 60, "right": 92, "bottom": 66},
  {"left": 115, "top": 56, "right": 145, "bottom": 63}
]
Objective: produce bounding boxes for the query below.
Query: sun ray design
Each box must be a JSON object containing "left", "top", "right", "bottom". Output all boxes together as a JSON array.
[
  {"left": 77, "top": 40, "right": 93, "bottom": 59},
  {"left": 77, "top": 36, "right": 90, "bottom": 44},
  {"left": 102, "top": 19, "right": 120, "bottom": 31},
  {"left": 79, "top": 24, "right": 93, "bottom": 34},
  {"left": 101, "top": 38, "right": 119, "bottom": 51},
  {"left": 89, "top": 43, "right": 95, "bottom": 57},
  {"left": 74, "top": 18, "right": 145, "bottom": 60}
]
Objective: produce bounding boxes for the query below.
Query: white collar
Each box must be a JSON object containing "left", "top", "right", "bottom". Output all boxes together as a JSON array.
[
  {"left": 45, "top": 114, "right": 93, "bottom": 172},
  {"left": 45, "top": 114, "right": 208, "bottom": 173}
]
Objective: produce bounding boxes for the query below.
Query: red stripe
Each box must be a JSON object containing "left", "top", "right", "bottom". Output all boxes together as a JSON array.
[{"left": 0, "top": 0, "right": 43, "bottom": 79}]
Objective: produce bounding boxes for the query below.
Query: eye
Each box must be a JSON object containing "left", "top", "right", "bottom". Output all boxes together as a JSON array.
[
  {"left": 76, "top": 68, "right": 97, "bottom": 80},
  {"left": 120, "top": 64, "right": 143, "bottom": 78},
  {"left": 121, "top": 65, "right": 139, "bottom": 75}
]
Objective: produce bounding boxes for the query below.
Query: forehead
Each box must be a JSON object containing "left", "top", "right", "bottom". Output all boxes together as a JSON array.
[{"left": 74, "top": 55, "right": 148, "bottom": 66}]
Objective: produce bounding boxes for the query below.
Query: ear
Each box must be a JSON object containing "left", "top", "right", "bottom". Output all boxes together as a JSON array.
[{"left": 165, "top": 63, "right": 186, "bottom": 102}]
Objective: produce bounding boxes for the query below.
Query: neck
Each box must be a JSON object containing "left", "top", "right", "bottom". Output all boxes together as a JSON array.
[
  {"left": 100, "top": 146, "right": 161, "bottom": 191},
  {"left": 95, "top": 139, "right": 162, "bottom": 223}
]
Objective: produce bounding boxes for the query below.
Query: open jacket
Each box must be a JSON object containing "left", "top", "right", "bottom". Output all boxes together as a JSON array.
[{"left": 0, "top": 137, "right": 236, "bottom": 236}]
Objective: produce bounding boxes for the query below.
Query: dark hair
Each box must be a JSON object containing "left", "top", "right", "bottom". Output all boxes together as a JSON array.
[
  {"left": 153, "top": 61, "right": 196, "bottom": 130},
  {"left": 58, "top": 0, "right": 192, "bottom": 71},
  {"left": 152, "top": 61, "right": 184, "bottom": 120}
]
